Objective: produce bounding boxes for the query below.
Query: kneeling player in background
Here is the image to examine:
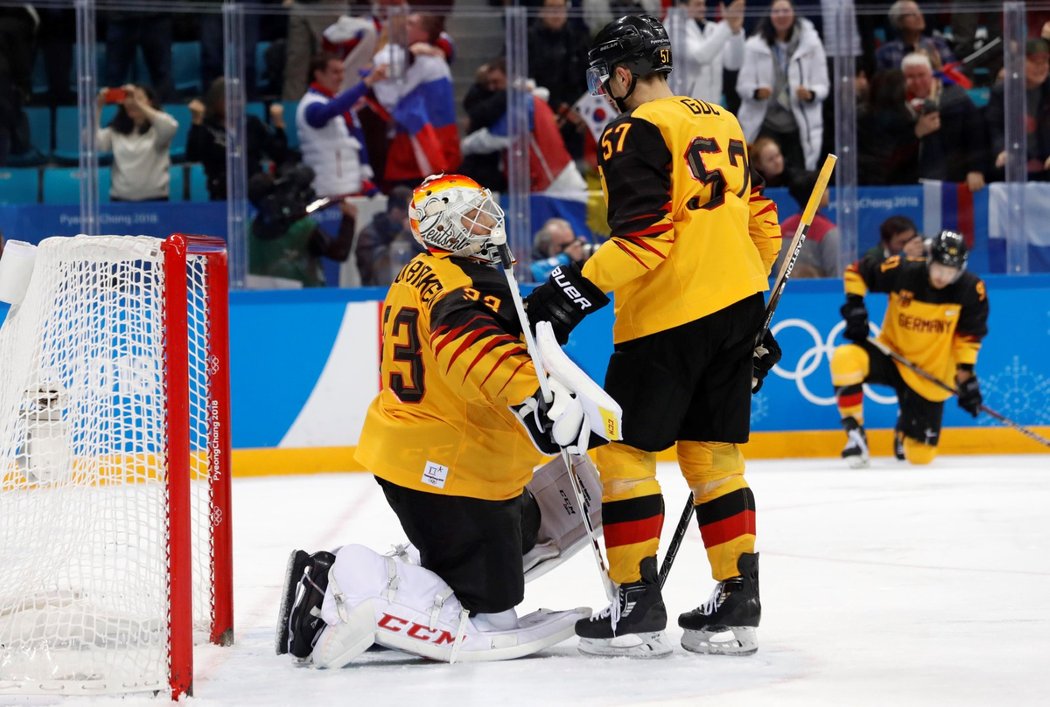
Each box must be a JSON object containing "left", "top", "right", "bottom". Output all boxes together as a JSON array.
[
  {"left": 831, "top": 230, "right": 989, "bottom": 467},
  {"left": 275, "top": 174, "right": 609, "bottom": 665}
]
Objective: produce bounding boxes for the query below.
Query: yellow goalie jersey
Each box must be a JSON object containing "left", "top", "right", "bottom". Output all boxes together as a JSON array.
[
  {"left": 846, "top": 255, "right": 989, "bottom": 401},
  {"left": 355, "top": 253, "right": 545, "bottom": 501},
  {"left": 582, "top": 95, "right": 782, "bottom": 344}
]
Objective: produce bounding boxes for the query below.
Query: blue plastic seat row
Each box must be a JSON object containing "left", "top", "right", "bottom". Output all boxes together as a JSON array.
[{"left": 0, "top": 164, "right": 209, "bottom": 205}]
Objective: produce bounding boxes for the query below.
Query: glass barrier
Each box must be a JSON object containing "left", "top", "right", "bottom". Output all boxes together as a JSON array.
[{"left": 1, "top": 1, "right": 1048, "bottom": 285}]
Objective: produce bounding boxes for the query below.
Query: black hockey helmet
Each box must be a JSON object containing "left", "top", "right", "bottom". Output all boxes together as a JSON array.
[
  {"left": 586, "top": 15, "right": 672, "bottom": 96},
  {"left": 928, "top": 230, "right": 968, "bottom": 271}
]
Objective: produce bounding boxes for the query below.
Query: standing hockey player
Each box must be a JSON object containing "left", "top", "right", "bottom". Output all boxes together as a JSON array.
[
  {"left": 830, "top": 230, "right": 989, "bottom": 467},
  {"left": 524, "top": 15, "right": 783, "bottom": 657},
  {"left": 277, "top": 174, "right": 598, "bottom": 666}
]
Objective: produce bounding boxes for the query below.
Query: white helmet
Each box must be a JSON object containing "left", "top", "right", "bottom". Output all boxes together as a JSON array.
[{"left": 409, "top": 174, "right": 506, "bottom": 265}]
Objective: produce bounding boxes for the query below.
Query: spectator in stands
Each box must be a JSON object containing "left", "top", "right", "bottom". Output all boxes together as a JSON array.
[
  {"left": 281, "top": 2, "right": 344, "bottom": 101},
  {"left": 297, "top": 53, "right": 384, "bottom": 199},
  {"left": 857, "top": 68, "right": 910, "bottom": 185},
  {"left": 986, "top": 38, "right": 1050, "bottom": 182},
  {"left": 529, "top": 217, "right": 589, "bottom": 281},
  {"left": 35, "top": 8, "right": 74, "bottom": 106},
  {"left": 96, "top": 85, "right": 178, "bottom": 201},
  {"left": 865, "top": 214, "right": 925, "bottom": 262},
  {"left": 527, "top": 0, "right": 592, "bottom": 158},
  {"left": 900, "top": 52, "right": 985, "bottom": 190},
  {"left": 459, "top": 61, "right": 509, "bottom": 190},
  {"left": 247, "top": 166, "right": 356, "bottom": 288},
  {"left": 355, "top": 185, "right": 424, "bottom": 286},
  {"left": 772, "top": 169, "right": 840, "bottom": 278},
  {"left": 200, "top": 2, "right": 260, "bottom": 99},
  {"left": 737, "top": 0, "right": 829, "bottom": 171},
  {"left": 370, "top": 13, "right": 460, "bottom": 188},
  {"left": 187, "top": 78, "right": 290, "bottom": 201},
  {"left": 103, "top": 10, "right": 174, "bottom": 102},
  {"left": 662, "top": 0, "right": 745, "bottom": 105},
  {"left": 750, "top": 135, "right": 794, "bottom": 188},
  {"left": 459, "top": 58, "right": 587, "bottom": 197},
  {"left": 0, "top": 6, "right": 37, "bottom": 163},
  {"left": 874, "top": 1, "right": 956, "bottom": 72}
]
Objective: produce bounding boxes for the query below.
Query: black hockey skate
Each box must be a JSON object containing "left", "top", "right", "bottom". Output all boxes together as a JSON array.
[
  {"left": 575, "top": 556, "right": 672, "bottom": 657},
  {"left": 841, "top": 417, "right": 870, "bottom": 468},
  {"left": 679, "top": 552, "right": 761, "bottom": 656},
  {"left": 275, "top": 549, "right": 336, "bottom": 659}
]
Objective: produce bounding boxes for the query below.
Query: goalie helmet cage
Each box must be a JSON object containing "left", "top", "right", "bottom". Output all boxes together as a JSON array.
[{"left": 0, "top": 234, "right": 233, "bottom": 700}]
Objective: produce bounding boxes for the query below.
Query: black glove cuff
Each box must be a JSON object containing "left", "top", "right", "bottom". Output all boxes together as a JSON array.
[{"left": 550, "top": 263, "right": 610, "bottom": 312}]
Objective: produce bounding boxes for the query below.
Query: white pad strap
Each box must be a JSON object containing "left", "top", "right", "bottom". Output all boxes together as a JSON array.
[
  {"left": 429, "top": 586, "right": 456, "bottom": 630},
  {"left": 447, "top": 609, "right": 471, "bottom": 665},
  {"left": 382, "top": 556, "right": 400, "bottom": 601}
]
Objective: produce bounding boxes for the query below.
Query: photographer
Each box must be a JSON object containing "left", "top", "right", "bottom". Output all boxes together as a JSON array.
[
  {"left": 247, "top": 165, "right": 356, "bottom": 288},
  {"left": 887, "top": 53, "right": 986, "bottom": 190},
  {"left": 529, "top": 217, "right": 593, "bottom": 282}
]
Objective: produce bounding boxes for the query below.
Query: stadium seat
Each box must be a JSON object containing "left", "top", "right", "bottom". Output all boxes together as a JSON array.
[
  {"left": 187, "top": 163, "right": 209, "bottom": 201},
  {"left": 246, "top": 101, "right": 267, "bottom": 124},
  {"left": 42, "top": 167, "right": 112, "bottom": 204},
  {"left": 169, "top": 165, "right": 185, "bottom": 201},
  {"left": 6, "top": 107, "right": 51, "bottom": 166},
  {"left": 280, "top": 100, "right": 300, "bottom": 149},
  {"left": 31, "top": 53, "right": 48, "bottom": 96},
  {"left": 172, "top": 42, "right": 202, "bottom": 95},
  {"left": 0, "top": 168, "right": 41, "bottom": 204},
  {"left": 164, "top": 103, "right": 192, "bottom": 162},
  {"left": 255, "top": 41, "right": 271, "bottom": 92}
]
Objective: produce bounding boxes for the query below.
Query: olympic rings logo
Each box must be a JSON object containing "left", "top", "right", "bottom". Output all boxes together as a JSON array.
[{"left": 770, "top": 318, "right": 898, "bottom": 407}]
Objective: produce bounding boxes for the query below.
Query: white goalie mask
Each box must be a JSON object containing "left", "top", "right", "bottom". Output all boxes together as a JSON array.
[{"left": 409, "top": 174, "right": 507, "bottom": 265}]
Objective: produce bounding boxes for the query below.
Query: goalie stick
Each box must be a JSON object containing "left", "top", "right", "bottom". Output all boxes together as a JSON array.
[
  {"left": 866, "top": 337, "right": 1050, "bottom": 448},
  {"left": 658, "top": 153, "right": 839, "bottom": 589},
  {"left": 497, "top": 243, "right": 617, "bottom": 602}
]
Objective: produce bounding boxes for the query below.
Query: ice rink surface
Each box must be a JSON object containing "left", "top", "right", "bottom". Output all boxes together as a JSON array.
[{"left": 9, "top": 455, "right": 1049, "bottom": 707}]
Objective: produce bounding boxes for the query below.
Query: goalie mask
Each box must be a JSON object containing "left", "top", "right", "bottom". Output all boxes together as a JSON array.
[{"left": 410, "top": 174, "right": 507, "bottom": 265}]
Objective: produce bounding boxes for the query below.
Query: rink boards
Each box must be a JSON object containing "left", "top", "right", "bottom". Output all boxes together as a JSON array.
[{"left": 224, "top": 276, "right": 1050, "bottom": 474}]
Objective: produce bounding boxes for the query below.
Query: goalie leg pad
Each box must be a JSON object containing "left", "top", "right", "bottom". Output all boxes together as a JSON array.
[
  {"left": 316, "top": 544, "right": 590, "bottom": 664},
  {"left": 275, "top": 549, "right": 336, "bottom": 658},
  {"left": 523, "top": 454, "right": 603, "bottom": 582}
]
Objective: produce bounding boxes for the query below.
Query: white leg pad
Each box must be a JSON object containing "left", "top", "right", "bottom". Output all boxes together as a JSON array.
[
  {"left": 524, "top": 454, "right": 603, "bottom": 582},
  {"left": 315, "top": 544, "right": 591, "bottom": 665}
]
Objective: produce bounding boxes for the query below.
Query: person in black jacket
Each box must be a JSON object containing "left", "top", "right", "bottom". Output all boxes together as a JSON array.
[
  {"left": 986, "top": 38, "right": 1050, "bottom": 182},
  {"left": 527, "top": 0, "right": 591, "bottom": 158},
  {"left": 186, "top": 78, "right": 289, "bottom": 200}
]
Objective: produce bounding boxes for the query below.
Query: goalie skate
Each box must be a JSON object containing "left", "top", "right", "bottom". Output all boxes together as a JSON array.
[
  {"left": 276, "top": 549, "right": 336, "bottom": 659},
  {"left": 679, "top": 553, "right": 760, "bottom": 656}
]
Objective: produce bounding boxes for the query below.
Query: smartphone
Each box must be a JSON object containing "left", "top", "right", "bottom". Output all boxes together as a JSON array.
[{"left": 103, "top": 88, "right": 128, "bottom": 104}]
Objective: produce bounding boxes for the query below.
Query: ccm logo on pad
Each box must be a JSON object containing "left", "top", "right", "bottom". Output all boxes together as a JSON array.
[
  {"left": 552, "top": 267, "right": 593, "bottom": 310},
  {"left": 378, "top": 612, "right": 457, "bottom": 645}
]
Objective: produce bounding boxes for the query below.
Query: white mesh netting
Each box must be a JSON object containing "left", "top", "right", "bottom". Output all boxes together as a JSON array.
[{"left": 0, "top": 236, "right": 219, "bottom": 695}]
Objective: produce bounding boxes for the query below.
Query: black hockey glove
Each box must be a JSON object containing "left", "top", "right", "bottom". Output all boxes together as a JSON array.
[
  {"left": 524, "top": 263, "right": 609, "bottom": 344},
  {"left": 956, "top": 372, "right": 982, "bottom": 418},
  {"left": 840, "top": 295, "right": 869, "bottom": 343},
  {"left": 751, "top": 329, "right": 782, "bottom": 394}
]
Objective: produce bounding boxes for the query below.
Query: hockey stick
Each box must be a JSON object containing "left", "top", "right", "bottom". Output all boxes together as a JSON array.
[
  {"left": 658, "top": 154, "right": 839, "bottom": 590},
  {"left": 867, "top": 337, "right": 1050, "bottom": 448},
  {"left": 497, "top": 244, "right": 618, "bottom": 601}
]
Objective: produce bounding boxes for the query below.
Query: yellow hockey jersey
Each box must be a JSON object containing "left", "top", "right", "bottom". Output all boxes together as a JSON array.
[
  {"left": 355, "top": 252, "right": 545, "bottom": 500},
  {"left": 845, "top": 255, "right": 989, "bottom": 401},
  {"left": 581, "top": 95, "right": 782, "bottom": 343}
]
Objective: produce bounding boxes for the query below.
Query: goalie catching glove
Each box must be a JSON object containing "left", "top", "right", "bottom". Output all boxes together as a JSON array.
[
  {"left": 512, "top": 378, "right": 587, "bottom": 455},
  {"left": 524, "top": 263, "right": 609, "bottom": 344}
]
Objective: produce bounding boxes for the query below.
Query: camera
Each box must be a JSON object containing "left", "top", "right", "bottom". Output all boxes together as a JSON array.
[
  {"left": 909, "top": 97, "right": 938, "bottom": 115},
  {"left": 249, "top": 165, "right": 318, "bottom": 241},
  {"left": 103, "top": 87, "right": 128, "bottom": 104}
]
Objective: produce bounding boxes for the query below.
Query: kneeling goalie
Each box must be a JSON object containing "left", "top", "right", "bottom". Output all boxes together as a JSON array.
[{"left": 276, "top": 174, "right": 613, "bottom": 665}]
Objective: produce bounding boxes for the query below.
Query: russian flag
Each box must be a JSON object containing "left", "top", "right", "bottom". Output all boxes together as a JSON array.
[
  {"left": 372, "top": 52, "right": 461, "bottom": 183},
  {"left": 987, "top": 182, "right": 1050, "bottom": 273}
]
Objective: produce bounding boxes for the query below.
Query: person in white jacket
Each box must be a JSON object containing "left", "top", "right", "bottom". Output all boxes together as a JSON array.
[
  {"left": 663, "top": 0, "right": 746, "bottom": 105},
  {"left": 736, "top": 0, "right": 828, "bottom": 171},
  {"left": 96, "top": 85, "right": 178, "bottom": 201}
]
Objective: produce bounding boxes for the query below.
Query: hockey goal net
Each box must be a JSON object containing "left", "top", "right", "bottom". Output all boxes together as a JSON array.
[{"left": 0, "top": 234, "right": 233, "bottom": 698}]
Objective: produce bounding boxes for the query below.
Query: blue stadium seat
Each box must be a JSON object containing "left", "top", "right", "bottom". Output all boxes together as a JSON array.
[
  {"left": 169, "top": 165, "right": 185, "bottom": 201},
  {"left": 187, "top": 163, "right": 209, "bottom": 201},
  {"left": 31, "top": 53, "right": 48, "bottom": 96},
  {"left": 246, "top": 101, "right": 267, "bottom": 124},
  {"left": 172, "top": 42, "right": 202, "bottom": 94},
  {"left": 0, "top": 168, "right": 41, "bottom": 204},
  {"left": 280, "top": 100, "right": 300, "bottom": 149},
  {"left": 43, "top": 167, "right": 112, "bottom": 204},
  {"left": 6, "top": 107, "right": 51, "bottom": 166},
  {"left": 53, "top": 107, "right": 81, "bottom": 164},
  {"left": 164, "top": 103, "right": 192, "bottom": 162}
]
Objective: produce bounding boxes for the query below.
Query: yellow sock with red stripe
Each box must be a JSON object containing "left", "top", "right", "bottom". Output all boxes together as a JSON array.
[
  {"left": 831, "top": 344, "right": 869, "bottom": 424},
  {"left": 678, "top": 441, "right": 755, "bottom": 581},
  {"left": 594, "top": 442, "right": 663, "bottom": 584}
]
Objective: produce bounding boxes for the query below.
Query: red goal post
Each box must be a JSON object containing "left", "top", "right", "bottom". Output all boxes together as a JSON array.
[{"left": 0, "top": 234, "right": 233, "bottom": 699}]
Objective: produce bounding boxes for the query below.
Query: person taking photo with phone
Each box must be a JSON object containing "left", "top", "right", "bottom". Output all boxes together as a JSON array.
[{"left": 96, "top": 84, "right": 179, "bottom": 201}]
